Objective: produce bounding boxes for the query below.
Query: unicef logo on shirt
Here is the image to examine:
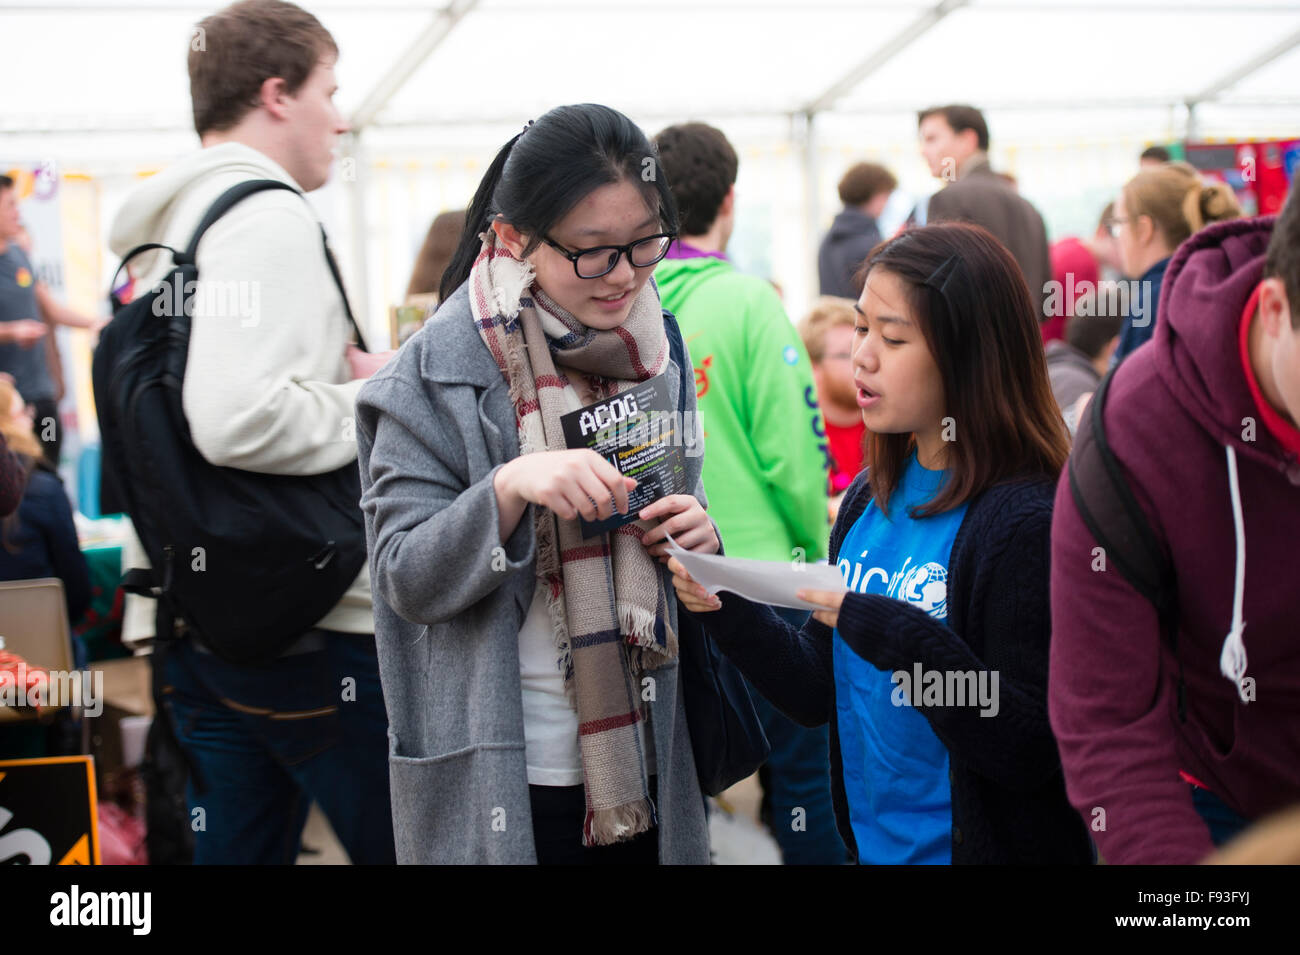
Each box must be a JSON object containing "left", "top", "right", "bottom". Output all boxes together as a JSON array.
[{"left": 897, "top": 561, "right": 948, "bottom": 618}]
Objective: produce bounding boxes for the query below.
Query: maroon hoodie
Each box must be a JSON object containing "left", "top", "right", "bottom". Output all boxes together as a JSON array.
[{"left": 1049, "top": 215, "right": 1300, "bottom": 865}]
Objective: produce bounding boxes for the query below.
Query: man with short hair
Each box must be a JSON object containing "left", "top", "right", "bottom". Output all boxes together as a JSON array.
[
  {"left": 108, "top": 0, "right": 394, "bottom": 865},
  {"left": 917, "top": 104, "right": 1052, "bottom": 316},
  {"left": 1045, "top": 309, "right": 1123, "bottom": 420},
  {"left": 1050, "top": 189, "right": 1300, "bottom": 863},
  {"left": 0, "top": 175, "right": 101, "bottom": 465},
  {"left": 818, "top": 162, "right": 897, "bottom": 298},
  {"left": 1140, "top": 144, "right": 1172, "bottom": 168},
  {"left": 654, "top": 121, "right": 845, "bottom": 865}
]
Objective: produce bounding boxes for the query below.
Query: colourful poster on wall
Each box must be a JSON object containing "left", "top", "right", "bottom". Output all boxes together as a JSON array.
[{"left": 1185, "top": 139, "right": 1298, "bottom": 218}]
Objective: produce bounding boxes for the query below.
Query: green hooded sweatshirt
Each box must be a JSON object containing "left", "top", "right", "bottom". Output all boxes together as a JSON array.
[{"left": 656, "top": 255, "right": 829, "bottom": 562}]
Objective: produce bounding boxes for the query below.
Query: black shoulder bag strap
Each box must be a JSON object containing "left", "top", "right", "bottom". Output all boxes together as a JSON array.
[
  {"left": 1068, "top": 369, "right": 1186, "bottom": 721},
  {"left": 110, "top": 178, "right": 367, "bottom": 351},
  {"left": 662, "top": 309, "right": 688, "bottom": 411},
  {"left": 659, "top": 306, "right": 770, "bottom": 795}
]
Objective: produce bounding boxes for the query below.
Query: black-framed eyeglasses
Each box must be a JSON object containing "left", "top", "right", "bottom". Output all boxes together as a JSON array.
[{"left": 543, "top": 232, "right": 676, "bottom": 279}]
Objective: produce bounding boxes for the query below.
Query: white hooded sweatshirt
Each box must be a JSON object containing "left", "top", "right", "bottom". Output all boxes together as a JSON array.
[{"left": 109, "top": 142, "right": 371, "bottom": 635}]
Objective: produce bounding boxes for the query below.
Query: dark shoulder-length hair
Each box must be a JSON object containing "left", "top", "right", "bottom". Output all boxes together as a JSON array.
[
  {"left": 440, "top": 104, "right": 679, "bottom": 301},
  {"left": 2, "top": 453, "right": 47, "bottom": 554},
  {"left": 857, "top": 222, "right": 1070, "bottom": 518}
]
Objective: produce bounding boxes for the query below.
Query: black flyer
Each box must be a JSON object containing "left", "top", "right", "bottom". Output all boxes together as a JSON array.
[{"left": 560, "top": 373, "right": 689, "bottom": 539}]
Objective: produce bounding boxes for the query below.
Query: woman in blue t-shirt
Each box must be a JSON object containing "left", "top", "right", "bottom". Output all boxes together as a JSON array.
[{"left": 671, "top": 222, "right": 1093, "bottom": 864}]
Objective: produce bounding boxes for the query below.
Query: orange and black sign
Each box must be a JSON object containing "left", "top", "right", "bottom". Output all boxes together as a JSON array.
[{"left": 0, "top": 756, "right": 100, "bottom": 865}]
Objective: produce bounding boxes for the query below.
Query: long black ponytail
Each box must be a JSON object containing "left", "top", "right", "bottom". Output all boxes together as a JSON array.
[
  {"left": 440, "top": 130, "right": 524, "bottom": 301},
  {"left": 439, "top": 104, "right": 679, "bottom": 302}
]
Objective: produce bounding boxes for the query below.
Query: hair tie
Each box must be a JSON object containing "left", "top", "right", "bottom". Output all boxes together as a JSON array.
[{"left": 520, "top": 119, "right": 535, "bottom": 136}]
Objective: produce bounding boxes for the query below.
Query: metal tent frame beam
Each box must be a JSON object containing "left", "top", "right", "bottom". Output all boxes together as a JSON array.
[
  {"left": 343, "top": 0, "right": 477, "bottom": 346},
  {"left": 349, "top": 0, "right": 479, "bottom": 133},
  {"left": 801, "top": 0, "right": 969, "bottom": 116},
  {"left": 1184, "top": 25, "right": 1300, "bottom": 144},
  {"left": 8, "top": 97, "right": 1300, "bottom": 137},
  {"left": 1187, "top": 23, "right": 1300, "bottom": 106},
  {"left": 795, "top": 0, "right": 967, "bottom": 300},
  {"left": 355, "top": 96, "right": 1300, "bottom": 130},
  {"left": 0, "top": 1, "right": 1288, "bottom": 10}
]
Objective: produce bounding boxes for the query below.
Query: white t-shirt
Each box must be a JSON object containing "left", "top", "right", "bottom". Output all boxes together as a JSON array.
[
  {"left": 517, "top": 583, "right": 583, "bottom": 786},
  {"left": 517, "top": 582, "right": 658, "bottom": 787}
]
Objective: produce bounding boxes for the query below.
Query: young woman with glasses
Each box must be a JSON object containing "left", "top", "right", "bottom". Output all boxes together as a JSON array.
[
  {"left": 670, "top": 223, "right": 1095, "bottom": 864},
  {"left": 1109, "top": 164, "right": 1241, "bottom": 366},
  {"left": 355, "top": 104, "right": 719, "bottom": 865}
]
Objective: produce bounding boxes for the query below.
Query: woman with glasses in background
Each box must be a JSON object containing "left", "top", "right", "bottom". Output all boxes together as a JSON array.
[
  {"left": 1109, "top": 163, "right": 1241, "bottom": 367},
  {"left": 355, "top": 104, "right": 718, "bottom": 865}
]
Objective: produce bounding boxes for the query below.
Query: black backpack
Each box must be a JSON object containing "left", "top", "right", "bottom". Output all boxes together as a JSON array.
[
  {"left": 93, "top": 179, "right": 370, "bottom": 664},
  {"left": 1068, "top": 368, "right": 1186, "bottom": 722}
]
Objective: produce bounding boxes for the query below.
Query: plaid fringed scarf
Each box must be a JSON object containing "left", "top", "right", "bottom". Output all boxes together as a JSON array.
[{"left": 469, "top": 228, "right": 677, "bottom": 846}]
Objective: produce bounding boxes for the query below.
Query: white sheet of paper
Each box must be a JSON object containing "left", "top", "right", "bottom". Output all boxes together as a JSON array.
[{"left": 666, "top": 533, "right": 848, "bottom": 611}]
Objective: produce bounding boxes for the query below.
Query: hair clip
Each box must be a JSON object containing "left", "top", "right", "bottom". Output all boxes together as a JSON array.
[{"left": 922, "top": 254, "right": 962, "bottom": 295}]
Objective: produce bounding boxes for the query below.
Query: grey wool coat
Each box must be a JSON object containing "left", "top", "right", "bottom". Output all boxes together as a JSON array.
[{"left": 354, "top": 282, "right": 712, "bottom": 864}]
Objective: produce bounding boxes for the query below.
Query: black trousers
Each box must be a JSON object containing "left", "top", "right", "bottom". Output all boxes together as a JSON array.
[{"left": 529, "top": 776, "right": 660, "bottom": 865}]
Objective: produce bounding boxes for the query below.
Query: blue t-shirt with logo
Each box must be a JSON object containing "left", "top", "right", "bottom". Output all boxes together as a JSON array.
[{"left": 833, "top": 450, "right": 969, "bottom": 863}]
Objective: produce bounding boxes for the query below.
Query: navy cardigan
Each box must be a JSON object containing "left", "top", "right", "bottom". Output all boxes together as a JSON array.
[{"left": 692, "top": 470, "right": 1092, "bottom": 864}]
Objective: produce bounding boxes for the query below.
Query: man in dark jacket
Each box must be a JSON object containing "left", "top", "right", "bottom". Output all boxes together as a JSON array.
[
  {"left": 818, "top": 162, "right": 896, "bottom": 298},
  {"left": 918, "top": 105, "right": 1052, "bottom": 316},
  {"left": 1050, "top": 196, "right": 1300, "bottom": 864}
]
